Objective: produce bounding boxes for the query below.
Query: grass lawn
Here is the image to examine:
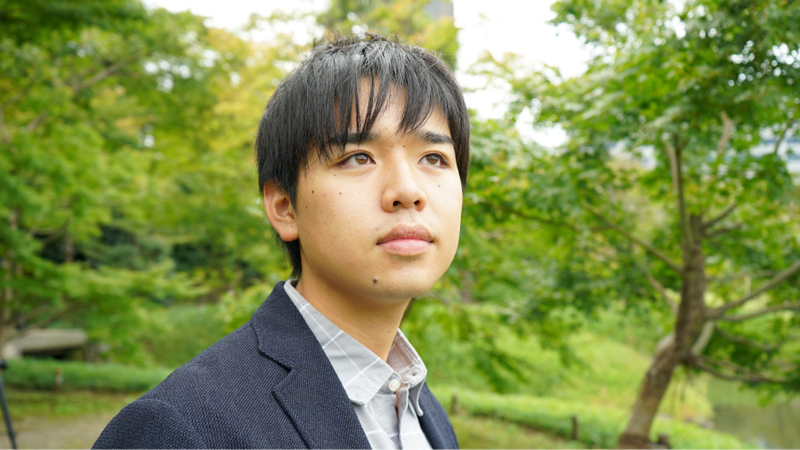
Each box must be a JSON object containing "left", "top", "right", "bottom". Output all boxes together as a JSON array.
[
  {"left": 5, "top": 388, "right": 136, "bottom": 449},
  {"left": 450, "top": 411, "right": 574, "bottom": 449}
]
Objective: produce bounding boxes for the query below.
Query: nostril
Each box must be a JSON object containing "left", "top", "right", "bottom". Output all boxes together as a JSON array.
[{"left": 393, "top": 201, "right": 401, "bottom": 206}]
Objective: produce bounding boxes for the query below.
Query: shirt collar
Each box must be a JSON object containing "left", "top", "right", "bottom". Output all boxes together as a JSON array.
[{"left": 283, "top": 281, "right": 428, "bottom": 416}]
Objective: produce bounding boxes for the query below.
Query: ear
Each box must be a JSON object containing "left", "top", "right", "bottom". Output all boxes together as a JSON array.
[{"left": 262, "top": 182, "right": 299, "bottom": 242}]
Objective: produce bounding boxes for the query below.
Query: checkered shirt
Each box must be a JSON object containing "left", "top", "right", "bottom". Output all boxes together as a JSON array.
[{"left": 284, "top": 281, "right": 433, "bottom": 450}]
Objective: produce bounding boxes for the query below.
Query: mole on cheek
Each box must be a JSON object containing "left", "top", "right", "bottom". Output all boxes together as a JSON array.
[{"left": 373, "top": 277, "right": 378, "bottom": 284}]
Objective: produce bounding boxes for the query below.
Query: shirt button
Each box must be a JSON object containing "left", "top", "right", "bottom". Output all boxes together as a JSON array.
[{"left": 388, "top": 379, "right": 401, "bottom": 392}]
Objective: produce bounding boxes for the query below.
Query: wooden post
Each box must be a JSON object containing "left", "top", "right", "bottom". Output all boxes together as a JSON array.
[
  {"left": 571, "top": 414, "right": 579, "bottom": 441},
  {"left": 54, "top": 368, "right": 63, "bottom": 391}
]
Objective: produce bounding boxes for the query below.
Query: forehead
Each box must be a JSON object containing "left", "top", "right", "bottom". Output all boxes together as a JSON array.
[
  {"left": 349, "top": 79, "right": 450, "bottom": 132},
  {"left": 350, "top": 93, "right": 451, "bottom": 136}
]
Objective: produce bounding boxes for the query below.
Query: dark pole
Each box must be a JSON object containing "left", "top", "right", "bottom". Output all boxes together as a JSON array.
[{"left": 0, "top": 360, "right": 17, "bottom": 450}]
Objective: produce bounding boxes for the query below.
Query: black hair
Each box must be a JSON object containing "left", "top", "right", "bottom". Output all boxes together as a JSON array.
[{"left": 256, "top": 33, "right": 470, "bottom": 277}]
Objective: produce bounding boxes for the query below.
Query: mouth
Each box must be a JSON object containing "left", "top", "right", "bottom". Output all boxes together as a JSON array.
[{"left": 377, "top": 224, "right": 433, "bottom": 256}]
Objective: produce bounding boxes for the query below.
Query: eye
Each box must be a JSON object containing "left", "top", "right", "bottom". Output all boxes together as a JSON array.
[
  {"left": 420, "top": 153, "right": 447, "bottom": 167},
  {"left": 340, "top": 152, "right": 374, "bottom": 167}
]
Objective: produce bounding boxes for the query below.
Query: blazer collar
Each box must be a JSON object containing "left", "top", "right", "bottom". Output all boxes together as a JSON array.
[{"left": 250, "top": 281, "right": 372, "bottom": 449}]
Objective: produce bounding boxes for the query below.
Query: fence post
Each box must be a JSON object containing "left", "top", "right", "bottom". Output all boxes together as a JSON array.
[
  {"left": 571, "top": 414, "right": 579, "bottom": 441},
  {"left": 54, "top": 368, "right": 63, "bottom": 391}
]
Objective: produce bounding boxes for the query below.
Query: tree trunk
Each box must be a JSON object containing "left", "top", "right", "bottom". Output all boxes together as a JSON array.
[
  {"left": 618, "top": 339, "right": 680, "bottom": 448},
  {"left": 0, "top": 210, "right": 19, "bottom": 348},
  {"left": 619, "top": 214, "right": 707, "bottom": 448},
  {"left": 0, "top": 259, "right": 11, "bottom": 349},
  {"left": 459, "top": 270, "right": 474, "bottom": 304}
]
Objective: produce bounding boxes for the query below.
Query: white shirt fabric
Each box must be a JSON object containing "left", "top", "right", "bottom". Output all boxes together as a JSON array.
[{"left": 284, "top": 281, "right": 433, "bottom": 450}]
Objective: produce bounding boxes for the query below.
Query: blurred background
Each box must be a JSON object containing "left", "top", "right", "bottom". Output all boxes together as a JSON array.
[{"left": 1, "top": 0, "right": 799, "bottom": 448}]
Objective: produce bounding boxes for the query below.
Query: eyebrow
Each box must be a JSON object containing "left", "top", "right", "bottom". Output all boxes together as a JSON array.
[{"left": 330, "top": 130, "right": 455, "bottom": 147}]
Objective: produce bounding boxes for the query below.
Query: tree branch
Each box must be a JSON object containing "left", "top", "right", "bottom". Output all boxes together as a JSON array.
[
  {"left": 708, "top": 259, "right": 800, "bottom": 318},
  {"left": 716, "top": 111, "right": 734, "bottom": 157},
  {"left": 692, "top": 356, "right": 786, "bottom": 384},
  {"left": 585, "top": 205, "right": 683, "bottom": 274},
  {"left": 694, "top": 356, "right": 786, "bottom": 384},
  {"left": 709, "top": 270, "right": 776, "bottom": 284},
  {"left": 73, "top": 52, "right": 143, "bottom": 93},
  {"left": 772, "top": 120, "right": 794, "bottom": 156},
  {"left": 643, "top": 271, "right": 677, "bottom": 313},
  {"left": 27, "top": 304, "right": 82, "bottom": 330},
  {"left": 691, "top": 322, "right": 714, "bottom": 356},
  {"left": 25, "top": 112, "right": 49, "bottom": 133},
  {"left": 474, "top": 199, "right": 590, "bottom": 232},
  {"left": 663, "top": 134, "right": 692, "bottom": 248},
  {"left": 703, "top": 202, "right": 737, "bottom": 231},
  {"left": 13, "top": 304, "right": 53, "bottom": 325},
  {"left": 1, "top": 77, "right": 41, "bottom": 144},
  {"left": 69, "top": 59, "right": 104, "bottom": 90},
  {"left": 0, "top": 107, "right": 9, "bottom": 145},
  {"left": 715, "top": 301, "right": 800, "bottom": 323},
  {"left": 705, "top": 222, "right": 743, "bottom": 238},
  {"left": 714, "top": 326, "right": 782, "bottom": 352}
]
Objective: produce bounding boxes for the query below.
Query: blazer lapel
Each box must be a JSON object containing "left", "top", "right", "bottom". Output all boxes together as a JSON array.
[
  {"left": 251, "top": 282, "right": 371, "bottom": 449},
  {"left": 272, "top": 365, "right": 371, "bottom": 449},
  {"left": 418, "top": 384, "right": 459, "bottom": 449}
]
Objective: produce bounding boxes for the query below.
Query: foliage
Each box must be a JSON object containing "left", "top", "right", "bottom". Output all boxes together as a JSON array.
[
  {"left": 435, "top": 389, "right": 752, "bottom": 449},
  {"left": 471, "top": 0, "right": 800, "bottom": 443},
  {"left": 132, "top": 303, "right": 229, "bottom": 368},
  {"left": 0, "top": 0, "right": 296, "bottom": 358},
  {"left": 3, "top": 358, "right": 169, "bottom": 392},
  {"left": 414, "top": 298, "right": 713, "bottom": 419},
  {"left": 317, "top": 0, "right": 459, "bottom": 68}
]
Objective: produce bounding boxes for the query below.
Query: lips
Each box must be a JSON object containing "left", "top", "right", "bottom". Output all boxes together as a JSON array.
[{"left": 377, "top": 224, "right": 433, "bottom": 256}]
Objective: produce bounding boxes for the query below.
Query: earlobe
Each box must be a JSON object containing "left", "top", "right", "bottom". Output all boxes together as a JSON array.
[{"left": 262, "top": 182, "right": 299, "bottom": 242}]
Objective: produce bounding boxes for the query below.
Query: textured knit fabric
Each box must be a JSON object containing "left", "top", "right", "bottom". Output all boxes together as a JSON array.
[
  {"left": 284, "top": 282, "right": 432, "bottom": 449},
  {"left": 92, "top": 281, "right": 459, "bottom": 449}
]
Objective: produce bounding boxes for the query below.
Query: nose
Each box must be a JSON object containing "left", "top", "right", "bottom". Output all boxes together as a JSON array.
[{"left": 380, "top": 161, "right": 427, "bottom": 212}]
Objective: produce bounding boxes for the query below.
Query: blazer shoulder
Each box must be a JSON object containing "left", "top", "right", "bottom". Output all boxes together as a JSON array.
[{"left": 93, "top": 398, "right": 205, "bottom": 449}]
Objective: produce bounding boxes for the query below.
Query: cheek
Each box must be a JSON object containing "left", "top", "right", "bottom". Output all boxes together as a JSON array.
[
  {"left": 435, "top": 183, "right": 463, "bottom": 236},
  {"left": 299, "top": 185, "right": 366, "bottom": 241}
]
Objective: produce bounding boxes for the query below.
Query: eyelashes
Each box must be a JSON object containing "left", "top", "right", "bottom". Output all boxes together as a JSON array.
[
  {"left": 339, "top": 152, "right": 374, "bottom": 167},
  {"left": 420, "top": 153, "right": 448, "bottom": 167},
  {"left": 337, "top": 152, "right": 450, "bottom": 168}
]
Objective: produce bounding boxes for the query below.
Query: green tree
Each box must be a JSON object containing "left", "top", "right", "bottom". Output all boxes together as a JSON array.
[
  {"left": 317, "top": 0, "right": 458, "bottom": 68},
  {"left": 0, "top": 0, "right": 277, "bottom": 357},
  {"left": 479, "top": 0, "right": 800, "bottom": 446}
]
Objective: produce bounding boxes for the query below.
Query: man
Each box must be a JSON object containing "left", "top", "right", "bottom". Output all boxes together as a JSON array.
[{"left": 94, "top": 33, "right": 469, "bottom": 449}]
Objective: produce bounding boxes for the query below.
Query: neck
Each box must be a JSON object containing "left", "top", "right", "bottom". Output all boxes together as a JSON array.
[{"left": 294, "top": 278, "right": 410, "bottom": 361}]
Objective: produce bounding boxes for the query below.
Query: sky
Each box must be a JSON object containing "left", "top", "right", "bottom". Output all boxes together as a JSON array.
[{"left": 144, "top": 0, "right": 590, "bottom": 146}]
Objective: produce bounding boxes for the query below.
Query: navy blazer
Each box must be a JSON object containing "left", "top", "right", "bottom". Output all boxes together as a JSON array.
[{"left": 94, "top": 282, "right": 459, "bottom": 449}]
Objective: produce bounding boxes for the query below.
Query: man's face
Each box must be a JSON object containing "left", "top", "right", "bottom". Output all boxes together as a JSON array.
[{"left": 291, "top": 96, "right": 463, "bottom": 305}]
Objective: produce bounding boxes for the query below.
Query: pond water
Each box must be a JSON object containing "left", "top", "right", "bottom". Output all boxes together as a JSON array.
[{"left": 712, "top": 401, "right": 800, "bottom": 448}]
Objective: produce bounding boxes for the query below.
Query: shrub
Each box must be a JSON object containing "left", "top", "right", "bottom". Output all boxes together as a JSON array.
[
  {"left": 433, "top": 389, "right": 752, "bottom": 449},
  {"left": 2, "top": 358, "right": 169, "bottom": 392}
]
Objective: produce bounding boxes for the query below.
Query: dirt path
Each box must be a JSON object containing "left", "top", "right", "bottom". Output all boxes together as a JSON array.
[{"left": 8, "top": 412, "right": 114, "bottom": 449}]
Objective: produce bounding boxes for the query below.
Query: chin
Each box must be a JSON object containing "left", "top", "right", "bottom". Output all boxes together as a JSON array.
[{"left": 367, "top": 267, "right": 443, "bottom": 301}]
